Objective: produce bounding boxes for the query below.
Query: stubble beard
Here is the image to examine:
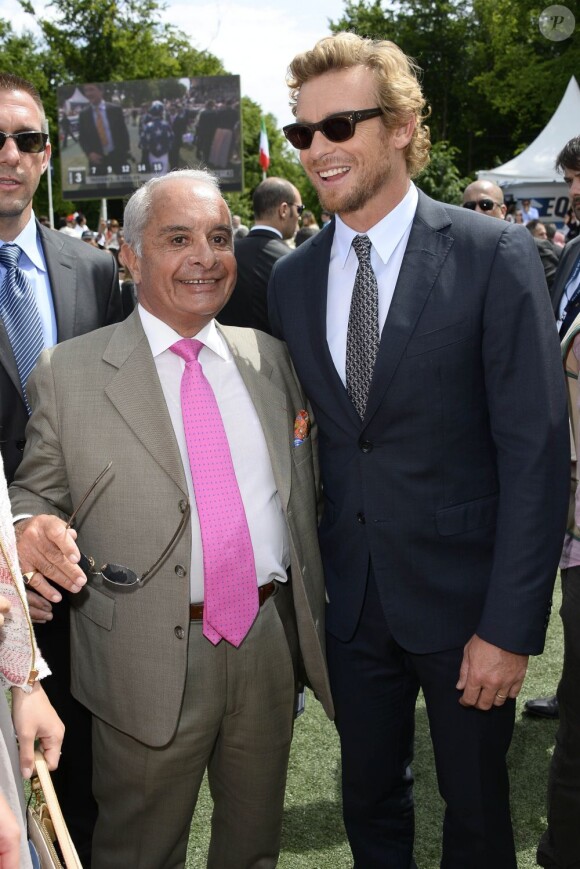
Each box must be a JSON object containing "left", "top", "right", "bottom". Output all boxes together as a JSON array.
[{"left": 314, "top": 151, "right": 393, "bottom": 217}]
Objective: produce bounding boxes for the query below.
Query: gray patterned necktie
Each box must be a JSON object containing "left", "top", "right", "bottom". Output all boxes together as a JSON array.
[
  {"left": 346, "top": 235, "right": 380, "bottom": 419},
  {"left": 0, "top": 243, "right": 44, "bottom": 415}
]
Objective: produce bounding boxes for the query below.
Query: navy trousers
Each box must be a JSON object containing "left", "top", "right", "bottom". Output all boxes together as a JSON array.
[{"left": 326, "top": 572, "right": 517, "bottom": 869}]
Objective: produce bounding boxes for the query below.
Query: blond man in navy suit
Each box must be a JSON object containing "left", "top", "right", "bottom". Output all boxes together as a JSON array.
[{"left": 269, "top": 33, "right": 569, "bottom": 869}]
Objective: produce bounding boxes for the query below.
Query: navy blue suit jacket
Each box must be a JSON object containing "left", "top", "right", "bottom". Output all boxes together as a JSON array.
[{"left": 269, "top": 191, "right": 569, "bottom": 654}]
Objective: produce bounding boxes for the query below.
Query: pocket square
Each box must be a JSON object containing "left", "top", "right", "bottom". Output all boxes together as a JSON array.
[{"left": 293, "top": 409, "right": 311, "bottom": 447}]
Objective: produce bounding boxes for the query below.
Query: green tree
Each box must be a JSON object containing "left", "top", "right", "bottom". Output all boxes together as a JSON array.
[
  {"left": 416, "top": 140, "right": 471, "bottom": 204},
  {"left": 471, "top": 0, "right": 580, "bottom": 145}
]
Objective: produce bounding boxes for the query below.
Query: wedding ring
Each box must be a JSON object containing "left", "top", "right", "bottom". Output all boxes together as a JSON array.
[
  {"left": 22, "top": 571, "right": 35, "bottom": 586},
  {"left": 496, "top": 692, "right": 508, "bottom": 700}
]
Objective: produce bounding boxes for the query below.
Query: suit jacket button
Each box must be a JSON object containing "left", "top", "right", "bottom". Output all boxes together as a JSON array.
[
  {"left": 356, "top": 512, "right": 366, "bottom": 524},
  {"left": 359, "top": 440, "right": 373, "bottom": 453},
  {"left": 174, "top": 564, "right": 186, "bottom": 577},
  {"left": 174, "top": 626, "right": 185, "bottom": 639},
  {"left": 16, "top": 440, "right": 26, "bottom": 451},
  {"left": 178, "top": 499, "right": 188, "bottom": 513}
]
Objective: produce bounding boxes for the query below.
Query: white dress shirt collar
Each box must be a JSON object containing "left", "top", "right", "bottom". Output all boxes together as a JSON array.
[
  {"left": 333, "top": 182, "right": 418, "bottom": 268},
  {"left": 0, "top": 212, "right": 46, "bottom": 273},
  {"left": 138, "top": 305, "right": 229, "bottom": 362},
  {"left": 250, "top": 225, "right": 283, "bottom": 238}
]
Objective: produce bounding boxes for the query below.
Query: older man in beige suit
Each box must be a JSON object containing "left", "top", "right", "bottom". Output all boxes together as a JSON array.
[{"left": 10, "top": 169, "right": 333, "bottom": 869}]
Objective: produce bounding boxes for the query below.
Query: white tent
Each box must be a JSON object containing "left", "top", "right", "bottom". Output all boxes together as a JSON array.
[
  {"left": 479, "top": 76, "right": 580, "bottom": 184},
  {"left": 64, "top": 88, "right": 89, "bottom": 112},
  {"left": 477, "top": 75, "right": 579, "bottom": 222}
]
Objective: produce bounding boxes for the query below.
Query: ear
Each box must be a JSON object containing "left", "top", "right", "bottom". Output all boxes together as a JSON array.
[
  {"left": 120, "top": 242, "right": 140, "bottom": 284},
  {"left": 40, "top": 141, "right": 52, "bottom": 176},
  {"left": 392, "top": 116, "right": 416, "bottom": 151},
  {"left": 500, "top": 204, "right": 507, "bottom": 218}
]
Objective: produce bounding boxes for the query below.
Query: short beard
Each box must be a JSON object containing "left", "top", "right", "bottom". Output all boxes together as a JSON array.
[{"left": 0, "top": 198, "right": 32, "bottom": 220}]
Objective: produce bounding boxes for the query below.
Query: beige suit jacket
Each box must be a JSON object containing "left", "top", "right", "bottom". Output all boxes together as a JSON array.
[{"left": 10, "top": 311, "right": 333, "bottom": 745}]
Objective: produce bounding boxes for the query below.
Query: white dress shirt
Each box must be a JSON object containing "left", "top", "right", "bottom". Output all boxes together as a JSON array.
[
  {"left": 326, "top": 183, "right": 418, "bottom": 384},
  {"left": 0, "top": 212, "right": 56, "bottom": 349},
  {"left": 139, "top": 306, "right": 290, "bottom": 601},
  {"left": 250, "top": 225, "right": 283, "bottom": 238}
]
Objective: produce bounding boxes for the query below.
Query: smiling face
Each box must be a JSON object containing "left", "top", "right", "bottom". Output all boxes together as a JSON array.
[
  {"left": 122, "top": 178, "right": 236, "bottom": 336},
  {"left": 0, "top": 88, "right": 50, "bottom": 241},
  {"left": 295, "top": 65, "right": 414, "bottom": 232}
]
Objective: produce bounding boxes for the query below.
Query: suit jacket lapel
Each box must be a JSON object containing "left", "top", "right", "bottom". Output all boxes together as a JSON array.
[
  {"left": 38, "top": 223, "right": 78, "bottom": 341},
  {"left": 301, "top": 225, "right": 361, "bottom": 427},
  {"left": 364, "top": 192, "right": 454, "bottom": 423},
  {"left": 103, "top": 311, "right": 187, "bottom": 493},
  {"left": 219, "top": 325, "right": 292, "bottom": 509}
]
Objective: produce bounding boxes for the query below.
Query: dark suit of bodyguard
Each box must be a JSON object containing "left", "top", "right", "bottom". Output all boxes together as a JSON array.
[{"left": 269, "top": 33, "right": 569, "bottom": 869}]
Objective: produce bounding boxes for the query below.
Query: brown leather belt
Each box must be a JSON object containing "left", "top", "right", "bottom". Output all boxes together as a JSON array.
[{"left": 189, "top": 580, "right": 276, "bottom": 621}]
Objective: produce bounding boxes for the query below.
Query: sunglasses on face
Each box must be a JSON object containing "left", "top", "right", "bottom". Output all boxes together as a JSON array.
[
  {"left": 462, "top": 198, "right": 501, "bottom": 212},
  {"left": 283, "top": 108, "right": 383, "bottom": 150},
  {"left": 66, "top": 462, "right": 189, "bottom": 588},
  {"left": 291, "top": 203, "right": 305, "bottom": 215},
  {"left": 0, "top": 131, "right": 49, "bottom": 154}
]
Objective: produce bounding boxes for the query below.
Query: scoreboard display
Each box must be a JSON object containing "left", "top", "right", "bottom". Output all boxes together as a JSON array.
[{"left": 57, "top": 75, "right": 243, "bottom": 200}]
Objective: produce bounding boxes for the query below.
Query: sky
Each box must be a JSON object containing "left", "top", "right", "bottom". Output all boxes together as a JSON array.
[{"left": 5, "top": 0, "right": 345, "bottom": 128}]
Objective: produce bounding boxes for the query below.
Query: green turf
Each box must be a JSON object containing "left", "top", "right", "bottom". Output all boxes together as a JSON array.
[{"left": 187, "top": 579, "right": 564, "bottom": 867}]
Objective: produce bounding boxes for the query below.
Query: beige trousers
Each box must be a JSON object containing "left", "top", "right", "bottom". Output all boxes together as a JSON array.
[{"left": 91, "top": 582, "right": 298, "bottom": 869}]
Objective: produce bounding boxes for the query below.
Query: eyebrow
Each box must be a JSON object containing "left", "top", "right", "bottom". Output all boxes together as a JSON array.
[{"left": 160, "top": 223, "right": 232, "bottom": 232}]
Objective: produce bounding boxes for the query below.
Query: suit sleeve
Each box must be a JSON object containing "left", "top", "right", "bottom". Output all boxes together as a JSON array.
[
  {"left": 9, "top": 351, "right": 71, "bottom": 521},
  {"left": 476, "top": 223, "right": 569, "bottom": 653}
]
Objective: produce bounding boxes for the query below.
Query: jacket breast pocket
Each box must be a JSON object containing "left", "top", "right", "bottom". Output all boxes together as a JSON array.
[
  {"left": 70, "top": 582, "right": 115, "bottom": 630},
  {"left": 292, "top": 436, "right": 313, "bottom": 466},
  {"left": 406, "top": 319, "right": 468, "bottom": 357}
]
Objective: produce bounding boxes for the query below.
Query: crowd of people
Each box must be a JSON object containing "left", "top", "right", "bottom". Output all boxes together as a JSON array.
[{"left": 0, "top": 29, "right": 579, "bottom": 869}]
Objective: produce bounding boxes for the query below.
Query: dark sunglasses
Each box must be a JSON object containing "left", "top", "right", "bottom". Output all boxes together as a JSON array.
[
  {"left": 291, "top": 203, "right": 305, "bottom": 215},
  {"left": 0, "top": 131, "right": 49, "bottom": 154},
  {"left": 66, "top": 462, "right": 189, "bottom": 588},
  {"left": 283, "top": 108, "right": 383, "bottom": 150},
  {"left": 462, "top": 198, "right": 501, "bottom": 212}
]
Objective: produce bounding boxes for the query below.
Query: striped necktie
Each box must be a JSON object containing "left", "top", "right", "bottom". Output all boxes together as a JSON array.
[{"left": 0, "top": 243, "right": 44, "bottom": 414}]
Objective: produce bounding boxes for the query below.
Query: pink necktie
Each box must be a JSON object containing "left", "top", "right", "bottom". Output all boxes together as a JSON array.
[{"left": 171, "top": 338, "right": 258, "bottom": 646}]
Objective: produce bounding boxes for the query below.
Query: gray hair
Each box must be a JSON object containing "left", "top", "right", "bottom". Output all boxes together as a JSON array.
[{"left": 123, "top": 169, "right": 224, "bottom": 255}]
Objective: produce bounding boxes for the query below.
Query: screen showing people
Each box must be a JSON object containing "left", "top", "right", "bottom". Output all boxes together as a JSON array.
[{"left": 57, "top": 75, "right": 243, "bottom": 199}]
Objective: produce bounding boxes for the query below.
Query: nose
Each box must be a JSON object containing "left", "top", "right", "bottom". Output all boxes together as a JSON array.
[
  {"left": 186, "top": 238, "right": 218, "bottom": 268},
  {"left": 0, "top": 135, "right": 21, "bottom": 165},
  {"left": 305, "top": 129, "right": 333, "bottom": 161}
]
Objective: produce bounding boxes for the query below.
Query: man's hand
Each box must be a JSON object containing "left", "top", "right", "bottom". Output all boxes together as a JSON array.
[
  {"left": 456, "top": 634, "right": 528, "bottom": 710},
  {"left": 25, "top": 590, "right": 54, "bottom": 624},
  {"left": 15, "top": 516, "right": 86, "bottom": 607}
]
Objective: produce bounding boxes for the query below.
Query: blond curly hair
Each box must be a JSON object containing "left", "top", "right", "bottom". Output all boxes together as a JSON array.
[{"left": 287, "top": 32, "right": 431, "bottom": 178}]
